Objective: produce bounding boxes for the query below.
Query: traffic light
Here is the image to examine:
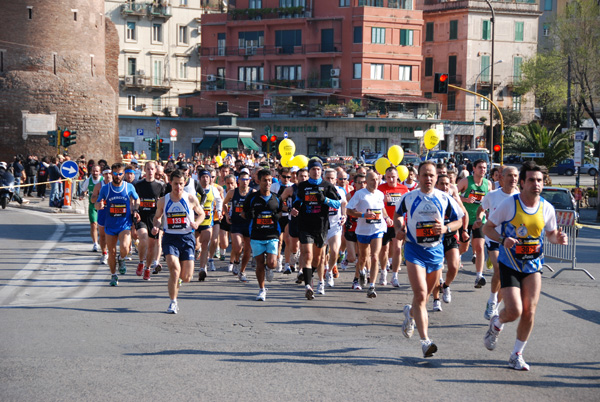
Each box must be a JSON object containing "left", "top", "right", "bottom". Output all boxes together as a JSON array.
[
  {"left": 270, "top": 135, "right": 277, "bottom": 143},
  {"left": 145, "top": 138, "right": 156, "bottom": 151},
  {"left": 158, "top": 138, "right": 166, "bottom": 153},
  {"left": 260, "top": 134, "right": 268, "bottom": 152},
  {"left": 493, "top": 144, "right": 501, "bottom": 153},
  {"left": 62, "top": 129, "right": 77, "bottom": 147},
  {"left": 47, "top": 130, "right": 58, "bottom": 147},
  {"left": 433, "top": 73, "right": 449, "bottom": 94}
]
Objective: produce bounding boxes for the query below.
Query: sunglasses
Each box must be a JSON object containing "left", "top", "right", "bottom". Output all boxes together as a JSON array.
[
  {"left": 113, "top": 172, "right": 124, "bottom": 177},
  {"left": 240, "top": 178, "right": 250, "bottom": 181},
  {"left": 337, "top": 177, "right": 348, "bottom": 180},
  {"left": 281, "top": 175, "right": 291, "bottom": 179}
]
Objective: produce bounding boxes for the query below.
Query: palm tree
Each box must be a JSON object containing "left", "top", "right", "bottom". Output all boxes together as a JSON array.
[{"left": 504, "top": 122, "right": 571, "bottom": 169}]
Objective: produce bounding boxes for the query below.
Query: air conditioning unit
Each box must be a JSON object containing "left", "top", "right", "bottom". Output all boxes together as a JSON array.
[
  {"left": 331, "top": 78, "right": 340, "bottom": 88},
  {"left": 263, "top": 98, "right": 271, "bottom": 106},
  {"left": 207, "top": 74, "right": 217, "bottom": 81},
  {"left": 137, "top": 69, "right": 145, "bottom": 76},
  {"left": 136, "top": 77, "right": 145, "bottom": 85},
  {"left": 176, "top": 107, "right": 183, "bottom": 115},
  {"left": 197, "top": 26, "right": 201, "bottom": 34},
  {"left": 330, "top": 68, "right": 340, "bottom": 77},
  {"left": 140, "top": 104, "right": 147, "bottom": 110},
  {"left": 125, "top": 76, "right": 134, "bottom": 84}
]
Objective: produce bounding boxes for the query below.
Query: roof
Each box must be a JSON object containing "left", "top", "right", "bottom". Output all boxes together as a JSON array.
[{"left": 365, "top": 94, "right": 442, "bottom": 104}]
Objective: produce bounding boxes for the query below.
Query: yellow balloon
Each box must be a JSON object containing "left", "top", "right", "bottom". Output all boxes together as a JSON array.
[
  {"left": 388, "top": 145, "right": 404, "bottom": 166},
  {"left": 281, "top": 155, "right": 292, "bottom": 168},
  {"left": 221, "top": 150, "right": 227, "bottom": 159},
  {"left": 374, "top": 157, "right": 391, "bottom": 175},
  {"left": 424, "top": 129, "right": 440, "bottom": 150},
  {"left": 215, "top": 155, "right": 223, "bottom": 166},
  {"left": 397, "top": 165, "right": 409, "bottom": 182},
  {"left": 279, "top": 139, "right": 295, "bottom": 157},
  {"left": 291, "top": 155, "right": 309, "bottom": 169}
]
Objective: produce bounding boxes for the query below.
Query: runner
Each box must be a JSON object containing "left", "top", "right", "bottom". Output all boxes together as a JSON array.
[
  {"left": 82, "top": 165, "right": 103, "bottom": 251},
  {"left": 134, "top": 161, "right": 166, "bottom": 280},
  {"left": 291, "top": 160, "right": 341, "bottom": 299},
  {"left": 209, "top": 168, "right": 225, "bottom": 264},
  {"left": 346, "top": 171, "right": 392, "bottom": 298},
  {"left": 279, "top": 168, "right": 308, "bottom": 279},
  {"left": 152, "top": 170, "right": 205, "bottom": 314},
  {"left": 482, "top": 161, "right": 567, "bottom": 370},
  {"left": 457, "top": 159, "right": 492, "bottom": 288},
  {"left": 218, "top": 174, "right": 236, "bottom": 264},
  {"left": 402, "top": 167, "right": 419, "bottom": 191},
  {"left": 270, "top": 167, "right": 294, "bottom": 272},
  {"left": 196, "top": 168, "right": 222, "bottom": 281},
  {"left": 91, "top": 169, "right": 112, "bottom": 265},
  {"left": 377, "top": 167, "right": 408, "bottom": 287},
  {"left": 242, "top": 169, "right": 283, "bottom": 301},
  {"left": 395, "top": 161, "right": 464, "bottom": 357},
  {"left": 223, "top": 169, "right": 255, "bottom": 280},
  {"left": 94, "top": 163, "right": 140, "bottom": 286},
  {"left": 323, "top": 168, "right": 347, "bottom": 288},
  {"left": 341, "top": 173, "right": 367, "bottom": 282}
]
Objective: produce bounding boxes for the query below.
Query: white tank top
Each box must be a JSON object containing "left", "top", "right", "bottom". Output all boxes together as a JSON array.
[
  {"left": 184, "top": 177, "right": 196, "bottom": 195},
  {"left": 163, "top": 193, "right": 194, "bottom": 235}
]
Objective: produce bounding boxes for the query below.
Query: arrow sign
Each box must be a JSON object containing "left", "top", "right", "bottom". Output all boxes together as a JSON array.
[
  {"left": 60, "top": 160, "right": 79, "bottom": 179},
  {"left": 155, "top": 118, "right": 160, "bottom": 127}
]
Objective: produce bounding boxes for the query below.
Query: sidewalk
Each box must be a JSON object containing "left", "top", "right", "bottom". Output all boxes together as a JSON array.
[{"left": 8, "top": 194, "right": 86, "bottom": 214}]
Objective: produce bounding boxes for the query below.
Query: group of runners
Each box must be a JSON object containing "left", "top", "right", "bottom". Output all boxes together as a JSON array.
[{"left": 82, "top": 156, "right": 567, "bottom": 369}]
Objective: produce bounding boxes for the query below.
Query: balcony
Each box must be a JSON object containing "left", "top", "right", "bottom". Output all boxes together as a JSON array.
[
  {"left": 199, "top": 44, "right": 342, "bottom": 58},
  {"left": 148, "top": 4, "right": 172, "bottom": 20},
  {"left": 227, "top": 7, "right": 309, "bottom": 21},
  {"left": 123, "top": 75, "right": 147, "bottom": 88},
  {"left": 120, "top": 2, "right": 171, "bottom": 19},
  {"left": 423, "top": 0, "right": 539, "bottom": 13},
  {"left": 123, "top": 75, "right": 171, "bottom": 91},
  {"left": 477, "top": 75, "right": 502, "bottom": 89},
  {"left": 505, "top": 75, "right": 522, "bottom": 88}
]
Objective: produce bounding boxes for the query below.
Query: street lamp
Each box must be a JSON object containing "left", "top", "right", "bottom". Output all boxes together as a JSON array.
[
  {"left": 473, "top": 59, "right": 503, "bottom": 149},
  {"left": 484, "top": 0, "right": 496, "bottom": 153}
]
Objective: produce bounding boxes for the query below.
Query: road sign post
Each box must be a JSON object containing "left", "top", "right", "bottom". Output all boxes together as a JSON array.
[{"left": 59, "top": 160, "right": 78, "bottom": 210}]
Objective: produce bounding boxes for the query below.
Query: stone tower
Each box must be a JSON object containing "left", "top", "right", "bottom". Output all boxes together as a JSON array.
[{"left": 0, "top": 0, "right": 120, "bottom": 162}]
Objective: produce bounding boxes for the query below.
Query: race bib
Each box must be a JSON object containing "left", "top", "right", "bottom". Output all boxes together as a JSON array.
[
  {"left": 140, "top": 198, "right": 156, "bottom": 211},
  {"left": 110, "top": 204, "right": 127, "bottom": 217},
  {"left": 387, "top": 192, "right": 403, "bottom": 207},
  {"left": 416, "top": 221, "right": 440, "bottom": 244},
  {"left": 166, "top": 212, "right": 187, "bottom": 230},
  {"left": 515, "top": 238, "right": 541, "bottom": 261},
  {"left": 256, "top": 212, "right": 274, "bottom": 228},
  {"left": 366, "top": 209, "right": 382, "bottom": 224},
  {"left": 469, "top": 190, "right": 486, "bottom": 204}
]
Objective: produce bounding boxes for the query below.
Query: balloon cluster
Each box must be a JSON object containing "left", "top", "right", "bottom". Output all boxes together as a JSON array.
[
  {"left": 279, "top": 139, "right": 309, "bottom": 169},
  {"left": 374, "top": 145, "right": 410, "bottom": 181},
  {"left": 215, "top": 150, "right": 228, "bottom": 167}
]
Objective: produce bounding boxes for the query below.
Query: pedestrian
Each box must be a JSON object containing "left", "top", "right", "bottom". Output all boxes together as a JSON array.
[
  {"left": 48, "top": 157, "right": 61, "bottom": 207},
  {"left": 37, "top": 157, "right": 49, "bottom": 200},
  {"left": 24, "top": 154, "right": 39, "bottom": 197}
]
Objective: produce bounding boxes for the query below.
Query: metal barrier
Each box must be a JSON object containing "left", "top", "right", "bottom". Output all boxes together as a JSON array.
[{"left": 543, "top": 209, "right": 595, "bottom": 280}]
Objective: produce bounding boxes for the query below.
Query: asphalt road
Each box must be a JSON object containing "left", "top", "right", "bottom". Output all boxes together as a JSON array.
[{"left": 1, "top": 207, "right": 599, "bottom": 401}]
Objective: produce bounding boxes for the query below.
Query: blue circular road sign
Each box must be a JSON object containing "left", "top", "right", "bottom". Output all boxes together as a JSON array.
[{"left": 60, "top": 160, "right": 79, "bottom": 179}]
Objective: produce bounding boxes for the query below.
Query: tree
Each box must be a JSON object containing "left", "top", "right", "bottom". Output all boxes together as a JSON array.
[
  {"left": 504, "top": 122, "right": 572, "bottom": 168},
  {"left": 553, "top": 0, "right": 600, "bottom": 129}
]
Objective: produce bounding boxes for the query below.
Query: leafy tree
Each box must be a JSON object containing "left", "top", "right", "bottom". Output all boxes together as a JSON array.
[{"left": 504, "top": 122, "right": 572, "bottom": 168}]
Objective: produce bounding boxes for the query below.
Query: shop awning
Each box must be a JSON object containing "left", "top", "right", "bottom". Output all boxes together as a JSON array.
[
  {"left": 221, "top": 137, "right": 238, "bottom": 149},
  {"left": 240, "top": 137, "right": 260, "bottom": 151},
  {"left": 196, "top": 136, "right": 216, "bottom": 150}
]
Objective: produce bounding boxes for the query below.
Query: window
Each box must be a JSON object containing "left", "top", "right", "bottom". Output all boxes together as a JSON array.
[
  {"left": 370, "top": 63, "right": 384, "bottom": 80},
  {"left": 217, "top": 67, "right": 225, "bottom": 89},
  {"left": 481, "top": 55, "right": 490, "bottom": 82},
  {"left": 127, "top": 95, "right": 136, "bottom": 111},
  {"left": 399, "top": 65, "right": 412, "bottom": 81},
  {"left": 449, "top": 20, "right": 458, "bottom": 40},
  {"left": 280, "top": 0, "right": 306, "bottom": 6},
  {"left": 482, "top": 20, "right": 491, "bottom": 40},
  {"left": 248, "top": 101, "right": 260, "bottom": 118},
  {"left": 340, "top": 0, "right": 350, "bottom": 5},
  {"left": 515, "top": 21, "right": 524, "bottom": 42},
  {"left": 400, "top": 29, "right": 413, "bottom": 46},
  {"left": 425, "top": 57, "right": 433, "bottom": 77},
  {"left": 152, "top": 23, "right": 163, "bottom": 43},
  {"left": 424, "top": 92, "right": 432, "bottom": 99},
  {"left": 449, "top": 55, "right": 457, "bottom": 79},
  {"left": 275, "top": 30, "right": 302, "bottom": 53},
  {"left": 514, "top": 56, "right": 523, "bottom": 84},
  {"left": 307, "top": 138, "right": 331, "bottom": 155},
  {"left": 425, "top": 22, "right": 434, "bottom": 42},
  {"left": 353, "top": 63, "right": 362, "bottom": 79},
  {"left": 543, "top": 24, "right": 550, "bottom": 37},
  {"left": 27, "top": 7, "right": 33, "bottom": 20},
  {"left": 178, "top": 26, "right": 188, "bottom": 45},
  {"left": 179, "top": 60, "right": 188, "bottom": 79},
  {"left": 544, "top": 0, "right": 552, "bottom": 11},
  {"left": 399, "top": 0, "right": 413, "bottom": 10},
  {"left": 0, "top": 50, "right": 4, "bottom": 73},
  {"left": 371, "top": 27, "right": 386, "bottom": 44},
  {"left": 512, "top": 93, "right": 521, "bottom": 111},
  {"left": 180, "top": 0, "right": 188, "bottom": 5},
  {"left": 153, "top": 60, "right": 163, "bottom": 85},
  {"left": 127, "top": 58, "right": 137, "bottom": 76},
  {"left": 126, "top": 21, "right": 136, "bottom": 41},
  {"left": 152, "top": 96, "right": 161, "bottom": 113},
  {"left": 276, "top": 65, "right": 302, "bottom": 80},
  {"left": 238, "top": 66, "right": 264, "bottom": 89},
  {"left": 447, "top": 91, "right": 456, "bottom": 111},
  {"left": 216, "top": 101, "right": 228, "bottom": 114},
  {"left": 249, "top": 0, "right": 262, "bottom": 8},
  {"left": 217, "top": 33, "right": 226, "bottom": 56},
  {"left": 238, "top": 31, "right": 265, "bottom": 49},
  {"left": 73, "top": 11, "right": 77, "bottom": 21},
  {"left": 353, "top": 27, "right": 363, "bottom": 44},
  {"left": 479, "top": 90, "right": 489, "bottom": 110}
]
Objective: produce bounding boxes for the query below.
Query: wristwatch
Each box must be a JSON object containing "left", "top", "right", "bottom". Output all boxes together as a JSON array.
[{"left": 499, "top": 236, "right": 505, "bottom": 246}]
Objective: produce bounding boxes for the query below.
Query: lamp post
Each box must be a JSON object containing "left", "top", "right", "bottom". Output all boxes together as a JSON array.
[
  {"left": 484, "top": 0, "right": 496, "bottom": 153},
  {"left": 473, "top": 59, "right": 503, "bottom": 149}
]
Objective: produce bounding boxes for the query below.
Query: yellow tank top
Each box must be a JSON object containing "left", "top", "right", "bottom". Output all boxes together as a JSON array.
[{"left": 200, "top": 187, "right": 215, "bottom": 226}]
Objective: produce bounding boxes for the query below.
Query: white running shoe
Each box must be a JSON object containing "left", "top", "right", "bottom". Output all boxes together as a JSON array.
[
  {"left": 166, "top": 301, "right": 179, "bottom": 314},
  {"left": 305, "top": 285, "right": 315, "bottom": 300},
  {"left": 326, "top": 271, "right": 334, "bottom": 288},
  {"left": 256, "top": 288, "right": 267, "bottom": 301},
  {"left": 422, "top": 339, "right": 438, "bottom": 358},
  {"left": 391, "top": 276, "right": 400, "bottom": 288},
  {"left": 352, "top": 281, "right": 362, "bottom": 290},
  {"left": 484, "top": 315, "right": 502, "bottom": 351},
  {"left": 508, "top": 353, "right": 530, "bottom": 371},
  {"left": 367, "top": 286, "right": 377, "bottom": 299},
  {"left": 100, "top": 253, "right": 108, "bottom": 265},
  {"left": 265, "top": 267, "right": 274, "bottom": 282},
  {"left": 232, "top": 263, "right": 240, "bottom": 275},
  {"left": 277, "top": 256, "right": 284, "bottom": 272},
  {"left": 433, "top": 299, "right": 442, "bottom": 312},
  {"left": 380, "top": 269, "right": 388, "bottom": 286},
  {"left": 341, "top": 259, "right": 349, "bottom": 270},
  {"left": 208, "top": 259, "right": 216, "bottom": 271},
  {"left": 238, "top": 272, "right": 249, "bottom": 282},
  {"left": 316, "top": 282, "right": 325, "bottom": 295},
  {"left": 484, "top": 301, "right": 498, "bottom": 321},
  {"left": 228, "top": 263, "right": 234, "bottom": 273},
  {"left": 402, "top": 304, "right": 415, "bottom": 338},
  {"left": 442, "top": 285, "right": 452, "bottom": 303},
  {"left": 92, "top": 243, "right": 99, "bottom": 252}
]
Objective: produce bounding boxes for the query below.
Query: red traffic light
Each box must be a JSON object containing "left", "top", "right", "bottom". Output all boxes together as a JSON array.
[
  {"left": 159, "top": 138, "right": 164, "bottom": 143},
  {"left": 62, "top": 130, "right": 71, "bottom": 138},
  {"left": 439, "top": 74, "right": 448, "bottom": 82},
  {"left": 493, "top": 144, "right": 501, "bottom": 152},
  {"left": 260, "top": 134, "right": 268, "bottom": 143},
  {"left": 270, "top": 135, "right": 277, "bottom": 142}
]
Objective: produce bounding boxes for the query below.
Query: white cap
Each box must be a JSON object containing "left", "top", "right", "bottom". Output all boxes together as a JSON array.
[
  {"left": 240, "top": 168, "right": 250, "bottom": 175},
  {"left": 290, "top": 166, "right": 299, "bottom": 173}
]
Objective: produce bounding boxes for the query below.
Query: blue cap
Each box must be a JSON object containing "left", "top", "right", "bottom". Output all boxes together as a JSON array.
[{"left": 307, "top": 159, "right": 323, "bottom": 171}]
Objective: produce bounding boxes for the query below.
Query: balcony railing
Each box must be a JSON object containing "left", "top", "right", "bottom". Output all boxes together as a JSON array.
[
  {"left": 120, "top": 2, "right": 146, "bottom": 16},
  {"left": 120, "top": 2, "right": 171, "bottom": 19},
  {"left": 200, "top": 44, "right": 342, "bottom": 57},
  {"left": 227, "top": 7, "right": 308, "bottom": 21}
]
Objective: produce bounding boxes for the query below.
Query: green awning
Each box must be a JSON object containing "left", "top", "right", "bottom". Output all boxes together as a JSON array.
[
  {"left": 221, "top": 137, "right": 238, "bottom": 149},
  {"left": 240, "top": 137, "right": 260, "bottom": 151},
  {"left": 196, "top": 136, "right": 216, "bottom": 151}
]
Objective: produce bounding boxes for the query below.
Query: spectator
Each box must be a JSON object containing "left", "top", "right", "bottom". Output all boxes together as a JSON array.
[
  {"left": 48, "top": 157, "right": 62, "bottom": 207},
  {"left": 12, "top": 155, "right": 25, "bottom": 196},
  {"left": 37, "top": 157, "right": 49, "bottom": 200},
  {"left": 24, "top": 154, "right": 39, "bottom": 197}
]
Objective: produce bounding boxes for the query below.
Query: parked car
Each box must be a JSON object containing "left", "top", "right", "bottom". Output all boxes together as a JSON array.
[
  {"left": 401, "top": 152, "right": 421, "bottom": 166},
  {"left": 427, "top": 151, "right": 453, "bottom": 163},
  {"left": 455, "top": 149, "right": 491, "bottom": 165},
  {"left": 549, "top": 159, "right": 598, "bottom": 176},
  {"left": 363, "top": 152, "right": 385, "bottom": 165},
  {"left": 503, "top": 154, "right": 523, "bottom": 164},
  {"left": 540, "top": 187, "right": 579, "bottom": 227}
]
